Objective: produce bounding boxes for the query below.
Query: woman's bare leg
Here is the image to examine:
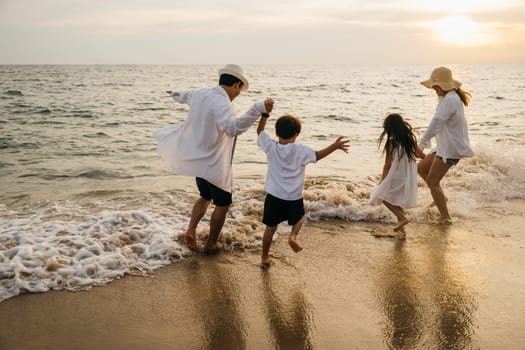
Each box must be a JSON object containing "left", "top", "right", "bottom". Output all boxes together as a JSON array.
[
  {"left": 417, "top": 153, "right": 434, "bottom": 182},
  {"left": 419, "top": 155, "right": 453, "bottom": 222}
]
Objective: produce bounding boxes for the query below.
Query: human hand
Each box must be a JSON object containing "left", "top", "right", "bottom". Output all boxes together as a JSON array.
[
  {"left": 335, "top": 137, "right": 350, "bottom": 153},
  {"left": 415, "top": 146, "right": 426, "bottom": 159},
  {"left": 264, "top": 98, "right": 274, "bottom": 113}
]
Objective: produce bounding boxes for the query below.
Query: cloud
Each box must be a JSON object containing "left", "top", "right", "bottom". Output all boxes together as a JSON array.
[{"left": 0, "top": 0, "right": 523, "bottom": 64}]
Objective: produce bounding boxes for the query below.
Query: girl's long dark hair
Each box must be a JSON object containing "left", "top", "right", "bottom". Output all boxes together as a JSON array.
[{"left": 378, "top": 113, "right": 417, "bottom": 161}]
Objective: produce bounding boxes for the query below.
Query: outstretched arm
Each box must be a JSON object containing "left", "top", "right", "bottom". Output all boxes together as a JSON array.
[
  {"left": 257, "top": 98, "right": 273, "bottom": 135},
  {"left": 165, "top": 90, "right": 190, "bottom": 104},
  {"left": 315, "top": 137, "right": 350, "bottom": 161},
  {"left": 257, "top": 113, "right": 269, "bottom": 135},
  {"left": 218, "top": 98, "right": 274, "bottom": 137}
]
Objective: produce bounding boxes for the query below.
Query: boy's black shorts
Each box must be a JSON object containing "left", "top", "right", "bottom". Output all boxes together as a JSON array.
[
  {"left": 263, "top": 193, "right": 305, "bottom": 227},
  {"left": 196, "top": 177, "right": 232, "bottom": 206}
]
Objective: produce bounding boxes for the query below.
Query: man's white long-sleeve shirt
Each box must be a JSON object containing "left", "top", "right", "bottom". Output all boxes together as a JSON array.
[
  {"left": 419, "top": 90, "right": 474, "bottom": 161},
  {"left": 154, "top": 86, "right": 266, "bottom": 192}
]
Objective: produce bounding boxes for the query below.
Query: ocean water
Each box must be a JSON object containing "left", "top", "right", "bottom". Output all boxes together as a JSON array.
[{"left": 1, "top": 64, "right": 524, "bottom": 302}]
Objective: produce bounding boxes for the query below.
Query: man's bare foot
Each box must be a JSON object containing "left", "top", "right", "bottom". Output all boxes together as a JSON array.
[
  {"left": 202, "top": 242, "right": 222, "bottom": 255},
  {"left": 184, "top": 232, "right": 199, "bottom": 252},
  {"left": 288, "top": 236, "right": 303, "bottom": 253},
  {"left": 393, "top": 218, "right": 409, "bottom": 232}
]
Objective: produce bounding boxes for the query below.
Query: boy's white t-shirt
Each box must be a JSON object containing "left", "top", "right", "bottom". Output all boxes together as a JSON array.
[{"left": 257, "top": 130, "right": 317, "bottom": 201}]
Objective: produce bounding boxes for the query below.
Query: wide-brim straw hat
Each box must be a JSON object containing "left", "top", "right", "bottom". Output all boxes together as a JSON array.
[
  {"left": 218, "top": 64, "right": 249, "bottom": 91},
  {"left": 421, "top": 66, "right": 461, "bottom": 91}
]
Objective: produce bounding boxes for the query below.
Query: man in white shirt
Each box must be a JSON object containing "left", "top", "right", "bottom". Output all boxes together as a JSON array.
[{"left": 154, "top": 64, "right": 274, "bottom": 252}]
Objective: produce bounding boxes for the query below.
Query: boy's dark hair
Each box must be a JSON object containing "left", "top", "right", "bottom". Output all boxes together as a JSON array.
[
  {"left": 275, "top": 115, "right": 301, "bottom": 139},
  {"left": 219, "top": 74, "right": 244, "bottom": 89}
]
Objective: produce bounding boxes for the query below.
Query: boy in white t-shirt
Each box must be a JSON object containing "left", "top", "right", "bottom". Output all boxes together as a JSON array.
[{"left": 257, "top": 113, "right": 349, "bottom": 268}]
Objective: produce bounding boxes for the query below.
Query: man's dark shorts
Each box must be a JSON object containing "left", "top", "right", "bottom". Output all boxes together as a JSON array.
[
  {"left": 263, "top": 193, "right": 305, "bottom": 227},
  {"left": 196, "top": 177, "right": 232, "bottom": 206}
]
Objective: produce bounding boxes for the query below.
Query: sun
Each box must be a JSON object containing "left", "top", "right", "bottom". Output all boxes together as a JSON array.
[{"left": 431, "top": 15, "right": 497, "bottom": 46}]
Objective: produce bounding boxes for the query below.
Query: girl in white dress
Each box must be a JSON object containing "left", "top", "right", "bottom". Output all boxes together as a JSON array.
[{"left": 370, "top": 113, "right": 425, "bottom": 238}]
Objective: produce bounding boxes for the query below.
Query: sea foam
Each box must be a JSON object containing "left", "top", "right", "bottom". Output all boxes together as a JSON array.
[{"left": 1, "top": 144, "right": 523, "bottom": 302}]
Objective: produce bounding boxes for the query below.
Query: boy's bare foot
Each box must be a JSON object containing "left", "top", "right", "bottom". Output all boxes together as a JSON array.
[
  {"left": 396, "top": 227, "right": 407, "bottom": 240},
  {"left": 260, "top": 262, "right": 271, "bottom": 269},
  {"left": 260, "top": 255, "right": 271, "bottom": 269},
  {"left": 184, "top": 232, "right": 199, "bottom": 252},
  {"left": 393, "top": 218, "right": 409, "bottom": 232},
  {"left": 396, "top": 232, "right": 406, "bottom": 240},
  {"left": 288, "top": 237, "right": 303, "bottom": 253}
]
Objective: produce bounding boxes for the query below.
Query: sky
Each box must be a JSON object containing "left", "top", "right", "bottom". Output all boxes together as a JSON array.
[{"left": 0, "top": 0, "right": 524, "bottom": 64}]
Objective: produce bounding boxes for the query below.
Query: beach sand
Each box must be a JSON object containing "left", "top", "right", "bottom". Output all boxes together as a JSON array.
[{"left": 1, "top": 201, "right": 524, "bottom": 350}]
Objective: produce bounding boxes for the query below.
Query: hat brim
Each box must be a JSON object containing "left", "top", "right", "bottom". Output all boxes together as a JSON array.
[
  {"left": 421, "top": 78, "right": 461, "bottom": 91},
  {"left": 218, "top": 68, "right": 249, "bottom": 91}
]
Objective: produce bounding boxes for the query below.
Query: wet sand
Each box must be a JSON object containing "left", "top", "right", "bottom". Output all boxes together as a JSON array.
[{"left": 1, "top": 201, "right": 524, "bottom": 349}]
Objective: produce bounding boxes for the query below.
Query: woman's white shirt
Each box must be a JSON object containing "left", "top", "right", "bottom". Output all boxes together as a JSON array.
[{"left": 419, "top": 90, "right": 474, "bottom": 160}]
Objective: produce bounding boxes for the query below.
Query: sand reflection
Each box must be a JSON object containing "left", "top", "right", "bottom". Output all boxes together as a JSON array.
[
  {"left": 377, "top": 240, "right": 423, "bottom": 349},
  {"left": 185, "top": 258, "right": 247, "bottom": 350},
  {"left": 261, "top": 270, "right": 314, "bottom": 349},
  {"left": 426, "top": 226, "right": 477, "bottom": 349},
  {"left": 375, "top": 225, "right": 478, "bottom": 349}
]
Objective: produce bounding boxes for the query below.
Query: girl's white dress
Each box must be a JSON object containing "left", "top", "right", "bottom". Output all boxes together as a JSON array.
[{"left": 369, "top": 148, "right": 418, "bottom": 208}]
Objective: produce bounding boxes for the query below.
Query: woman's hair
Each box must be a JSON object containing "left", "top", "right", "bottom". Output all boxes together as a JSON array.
[
  {"left": 275, "top": 114, "right": 301, "bottom": 139},
  {"left": 378, "top": 113, "right": 417, "bottom": 161},
  {"left": 455, "top": 87, "right": 471, "bottom": 107},
  {"left": 219, "top": 73, "right": 244, "bottom": 89}
]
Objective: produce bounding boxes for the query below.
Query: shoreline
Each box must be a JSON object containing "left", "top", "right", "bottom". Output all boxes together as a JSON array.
[{"left": 1, "top": 201, "right": 524, "bottom": 349}]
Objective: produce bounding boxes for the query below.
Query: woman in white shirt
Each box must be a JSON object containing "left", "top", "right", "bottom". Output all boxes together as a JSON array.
[{"left": 418, "top": 67, "right": 474, "bottom": 224}]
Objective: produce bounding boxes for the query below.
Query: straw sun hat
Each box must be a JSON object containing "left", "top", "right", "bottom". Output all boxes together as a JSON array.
[
  {"left": 218, "top": 64, "right": 249, "bottom": 91},
  {"left": 421, "top": 66, "right": 461, "bottom": 91}
]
